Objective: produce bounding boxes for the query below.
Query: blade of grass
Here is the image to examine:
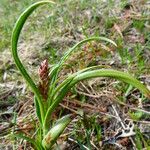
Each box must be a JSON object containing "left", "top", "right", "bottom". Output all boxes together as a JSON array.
[
  {"left": 48, "top": 65, "right": 108, "bottom": 106},
  {"left": 52, "top": 65, "right": 110, "bottom": 100},
  {"left": 11, "top": 0, "right": 55, "bottom": 124},
  {"left": 44, "top": 69, "right": 150, "bottom": 131},
  {"left": 70, "top": 70, "right": 150, "bottom": 97},
  {"left": 47, "top": 37, "right": 117, "bottom": 101},
  {"left": 34, "top": 96, "right": 42, "bottom": 124}
]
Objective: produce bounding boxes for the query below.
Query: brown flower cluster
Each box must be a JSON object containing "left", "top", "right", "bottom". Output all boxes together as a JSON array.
[{"left": 38, "top": 59, "right": 49, "bottom": 100}]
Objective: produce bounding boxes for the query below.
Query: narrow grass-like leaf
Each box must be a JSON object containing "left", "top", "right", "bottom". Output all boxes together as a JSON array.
[
  {"left": 44, "top": 69, "right": 150, "bottom": 130},
  {"left": 44, "top": 79, "right": 73, "bottom": 134},
  {"left": 11, "top": 1, "right": 55, "bottom": 123},
  {"left": 52, "top": 65, "right": 110, "bottom": 99},
  {"left": 34, "top": 96, "right": 42, "bottom": 124},
  {"left": 69, "top": 69, "right": 150, "bottom": 97},
  {"left": 59, "top": 37, "right": 117, "bottom": 70},
  {"left": 48, "top": 37, "right": 117, "bottom": 98}
]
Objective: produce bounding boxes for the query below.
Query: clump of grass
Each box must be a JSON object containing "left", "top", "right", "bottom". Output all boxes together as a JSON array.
[{"left": 11, "top": 1, "right": 150, "bottom": 149}]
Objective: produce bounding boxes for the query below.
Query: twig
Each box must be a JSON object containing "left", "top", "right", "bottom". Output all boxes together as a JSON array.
[
  {"left": 112, "top": 105, "right": 126, "bottom": 129},
  {"left": 117, "top": 100, "right": 150, "bottom": 115},
  {"left": 112, "top": 105, "right": 136, "bottom": 149},
  {"left": 80, "top": 82, "right": 91, "bottom": 94},
  {"left": 75, "top": 89, "right": 102, "bottom": 98},
  {"left": 63, "top": 99, "right": 119, "bottom": 120}
]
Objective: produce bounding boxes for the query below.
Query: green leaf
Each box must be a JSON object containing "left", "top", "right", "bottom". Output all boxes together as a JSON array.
[
  {"left": 34, "top": 96, "right": 42, "bottom": 124},
  {"left": 59, "top": 37, "right": 117, "bottom": 69},
  {"left": 69, "top": 69, "right": 150, "bottom": 97},
  {"left": 44, "top": 69, "right": 150, "bottom": 130},
  {"left": 51, "top": 65, "right": 110, "bottom": 100},
  {"left": 48, "top": 37, "right": 117, "bottom": 99},
  {"left": 42, "top": 115, "right": 71, "bottom": 149},
  {"left": 11, "top": 1, "right": 55, "bottom": 124}
]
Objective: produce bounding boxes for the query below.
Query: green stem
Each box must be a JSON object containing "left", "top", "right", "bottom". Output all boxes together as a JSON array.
[{"left": 11, "top": 1, "right": 55, "bottom": 124}]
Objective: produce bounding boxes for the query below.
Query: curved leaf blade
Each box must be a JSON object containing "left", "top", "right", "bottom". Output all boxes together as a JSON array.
[
  {"left": 48, "top": 37, "right": 117, "bottom": 100},
  {"left": 44, "top": 69, "right": 150, "bottom": 130},
  {"left": 11, "top": 0, "right": 55, "bottom": 123},
  {"left": 70, "top": 69, "right": 150, "bottom": 97}
]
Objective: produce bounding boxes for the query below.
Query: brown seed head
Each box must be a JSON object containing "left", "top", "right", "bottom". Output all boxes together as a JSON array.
[
  {"left": 38, "top": 59, "right": 49, "bottom": 100},
  {"left": 38, "top": 59, "right": 49, "bottom": 81}
]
